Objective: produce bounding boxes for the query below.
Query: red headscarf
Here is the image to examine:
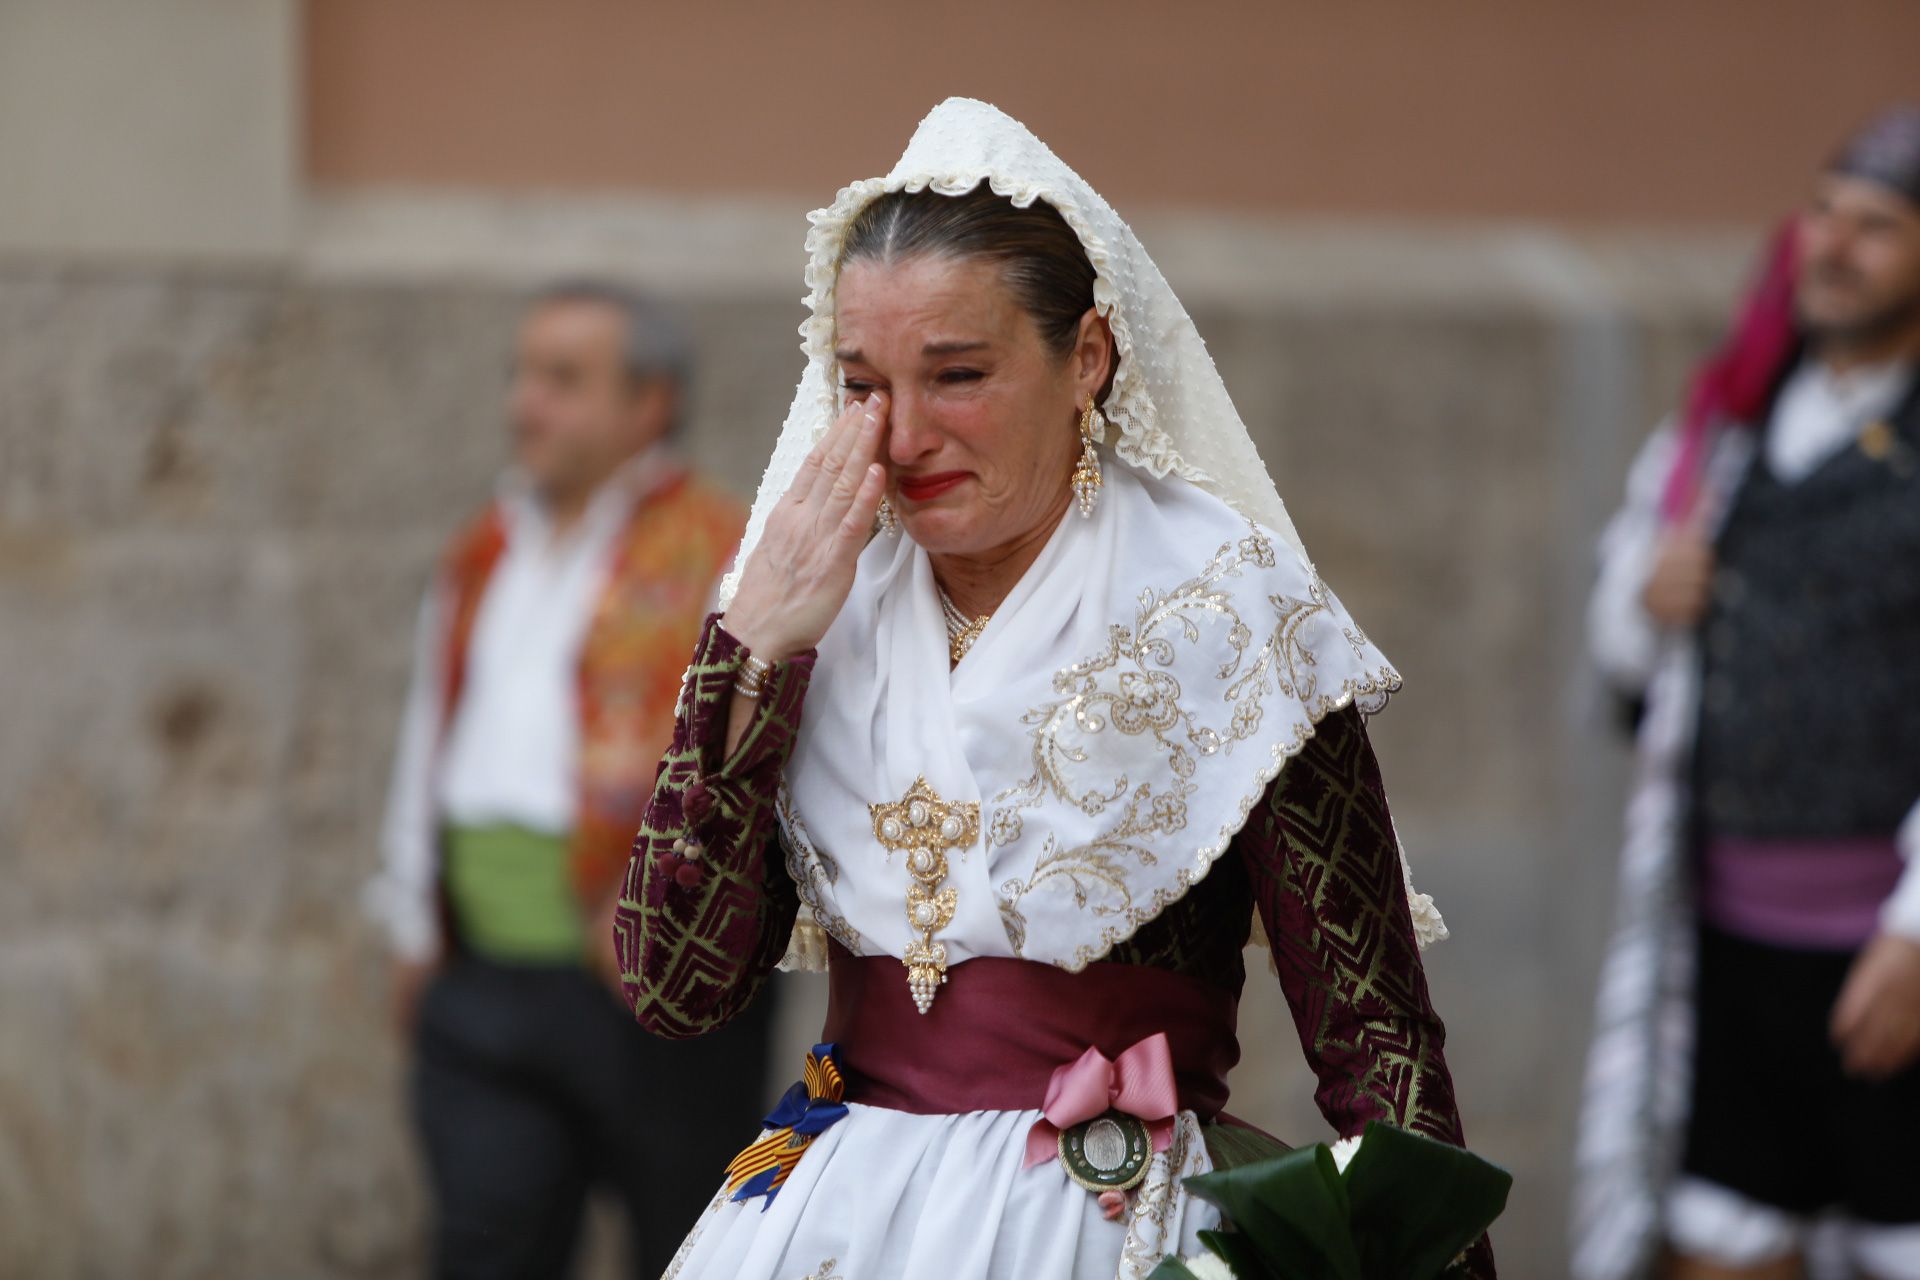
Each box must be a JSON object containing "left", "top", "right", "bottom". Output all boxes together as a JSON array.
[{"left": 1657, "top": 220, "right": 1801, "bottom": 523}]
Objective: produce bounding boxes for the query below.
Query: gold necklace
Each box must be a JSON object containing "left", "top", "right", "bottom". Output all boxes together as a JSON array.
[{"left": 936, "top": 587, "right": 990, "bottom": 665}]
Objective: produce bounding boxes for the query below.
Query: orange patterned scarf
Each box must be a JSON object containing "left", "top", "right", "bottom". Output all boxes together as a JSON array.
[{"left": 438, "top": 467, "right": 744, "bottom": 905}]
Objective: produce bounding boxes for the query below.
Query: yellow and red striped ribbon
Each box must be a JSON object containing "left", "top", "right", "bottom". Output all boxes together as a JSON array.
[{"left": 724, "top": 1043, "right": 847, "bottom": 1207}]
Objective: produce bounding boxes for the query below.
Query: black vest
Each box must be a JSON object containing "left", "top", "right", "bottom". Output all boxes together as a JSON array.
[{"left": 1693, "top": 372, "right": 1920, "bottom": 840}]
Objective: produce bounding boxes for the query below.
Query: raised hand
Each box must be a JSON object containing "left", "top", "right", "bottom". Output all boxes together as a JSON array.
[{"left": 722, "top": 391, "right": 889, "bottom": 661}]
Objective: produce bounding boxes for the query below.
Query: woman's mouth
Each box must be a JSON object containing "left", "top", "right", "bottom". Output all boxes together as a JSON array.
[{"left": 896, "top": 471, "right": 970, "bottom": 502}]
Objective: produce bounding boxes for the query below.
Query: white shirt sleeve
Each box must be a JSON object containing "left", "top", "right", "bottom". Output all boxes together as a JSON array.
[
  {"left": 1587, "top": 424, "right": 1681, "bottom": 696},
  {"left": 1880, "top": 800, "right": 1920, "bottom": 942},
  {"left": 362, "top": 584, "right": 448, "bottom": 961}
]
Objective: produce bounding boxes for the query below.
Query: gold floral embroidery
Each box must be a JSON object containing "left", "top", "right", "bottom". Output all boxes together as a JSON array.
[
  {"left": 779, "top": 785, "right": 867, "bottom": 957},
  {"left": 799, "top": 1262, "right": 840, "bottom": 1280},
  {"left": 871, "top": 777, "right": 979, "bottom": 1013},
  {"left": 1116, "top": 1114, "right": 1214, "bottom": 1280},
  {"left": 991, "top": 523, "right": 1401, "bottom": 969}
]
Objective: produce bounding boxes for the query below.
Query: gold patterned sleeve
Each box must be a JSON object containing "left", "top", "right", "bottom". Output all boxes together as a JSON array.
[
  {"left": 1245, "top": 703, "right": 1496, "bottom": 1277},
  {"left": 612, "top": 614, "right": 808, "bottom": 1039}
]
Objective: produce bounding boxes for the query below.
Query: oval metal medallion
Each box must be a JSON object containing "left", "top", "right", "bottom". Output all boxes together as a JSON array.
[{"left": 1057, "top": 1109, "right": 1152, "bottom": 1192}]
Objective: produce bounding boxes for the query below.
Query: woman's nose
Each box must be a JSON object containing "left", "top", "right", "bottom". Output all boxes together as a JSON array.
[{"left": 886, "top": 394, "right": 938, "bottom": 465}]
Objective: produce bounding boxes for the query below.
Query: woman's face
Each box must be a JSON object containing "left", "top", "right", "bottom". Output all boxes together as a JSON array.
[{"left": 833, "top": 253, "right": 1111, "bottom": 558}]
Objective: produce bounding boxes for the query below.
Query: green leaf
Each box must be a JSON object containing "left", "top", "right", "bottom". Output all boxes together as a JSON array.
[
  {"left": 1198, "top": 1228, "right": 1272, "bottom": 1280},
  {"left": 1183, "top": 1146, "right": 1363, "bottom": 1280},
  {"left": 1341, "top": 1122, "right": 1512, "bottom": 1280},
  {"left": 1146, "top": 1260, "right": 1202, "bottom": 1280}
]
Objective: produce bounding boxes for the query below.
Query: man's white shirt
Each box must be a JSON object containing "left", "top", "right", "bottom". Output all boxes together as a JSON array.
[{"left": 366, "top": 451, "right": 672, "bottom": 960}]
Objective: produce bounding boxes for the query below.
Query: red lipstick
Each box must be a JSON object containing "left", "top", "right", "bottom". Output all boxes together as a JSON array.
[{"left": 896, "top": 471, "right": 969, "bottom": 502}]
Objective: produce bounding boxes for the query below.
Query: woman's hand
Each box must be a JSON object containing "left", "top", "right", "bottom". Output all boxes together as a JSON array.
[{"left": 723, "top": 391, "right": 889, "bottom": 661}]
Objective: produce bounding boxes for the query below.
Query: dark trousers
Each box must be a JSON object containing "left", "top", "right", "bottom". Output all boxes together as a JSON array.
[
  {"left": 411, "top": 959, "right": 773, "bottom": 1280},
  {"left": 1683, "top": 925, "right": 1920, "bottom": 1223}
]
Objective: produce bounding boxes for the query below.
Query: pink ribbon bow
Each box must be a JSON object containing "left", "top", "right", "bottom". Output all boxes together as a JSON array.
[{"left": 1022, "top": 1033, "right": 1179, "bottom": 1170}]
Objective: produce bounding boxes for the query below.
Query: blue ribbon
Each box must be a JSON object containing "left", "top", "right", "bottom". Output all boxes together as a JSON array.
[{"left": 724, "top": 1042, "right": 850, "bottom": 1208}]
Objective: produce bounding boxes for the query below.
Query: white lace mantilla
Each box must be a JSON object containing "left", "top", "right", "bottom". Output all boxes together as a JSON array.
[{"left": 718, "top": 97, "right": 1305, "bottom": 612}]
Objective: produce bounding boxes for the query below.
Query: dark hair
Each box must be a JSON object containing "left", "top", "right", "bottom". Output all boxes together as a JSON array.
[{"left": 838, "top": 183, "right": 1104, "bottom": 374}]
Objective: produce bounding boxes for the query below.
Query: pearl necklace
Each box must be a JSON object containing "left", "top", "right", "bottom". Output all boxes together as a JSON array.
[{"left": 936, "top": 586, "right": 989, "bottom": 665}]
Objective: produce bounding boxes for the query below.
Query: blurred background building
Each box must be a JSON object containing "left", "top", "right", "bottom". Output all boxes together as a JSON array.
[{"left": 3, "top": 2, "right": 1917, "bottom": 1276}]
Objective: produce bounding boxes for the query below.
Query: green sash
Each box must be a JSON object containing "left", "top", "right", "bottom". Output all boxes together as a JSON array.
[{"left": 444, "top": 825, "right": 586, "bottom": 964}]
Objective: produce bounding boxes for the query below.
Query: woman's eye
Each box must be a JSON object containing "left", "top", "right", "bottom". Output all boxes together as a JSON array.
[
  {"left": 937, "top": 369, "right": 984, "bottom": 384},
  {"left": 840, "top": 381, "right": 875, "bottom": 397}
]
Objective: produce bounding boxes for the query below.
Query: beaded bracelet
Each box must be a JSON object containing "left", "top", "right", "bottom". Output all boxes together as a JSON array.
[{"left": 733, "top": 653, "right": 773, "bottom": 700}]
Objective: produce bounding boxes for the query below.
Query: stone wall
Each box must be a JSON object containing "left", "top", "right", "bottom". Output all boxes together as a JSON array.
[{"left": 0, "top": 207, "right": 1751, "bottom": 1278}]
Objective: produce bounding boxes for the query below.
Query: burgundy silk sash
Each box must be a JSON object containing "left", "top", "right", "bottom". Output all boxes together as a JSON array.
[{"left": 821, "top": 940, "right": 1240, "bottom": 1121}]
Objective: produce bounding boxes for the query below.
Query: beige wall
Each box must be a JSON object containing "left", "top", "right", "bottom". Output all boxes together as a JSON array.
[
  {"left": 0, "top": 0, "right": 297, "bottom": 260},
  {"left": 306, "top": 0, "right": 1920, "bottom": 224}
]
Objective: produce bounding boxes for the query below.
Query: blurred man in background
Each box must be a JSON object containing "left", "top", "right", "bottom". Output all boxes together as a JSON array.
[
  {"left": 1575, "top": 107, "right": 1920, "bottom": 1280},
  {"left": 366, "top": 282, "right": 770, "bottom": 1279}
]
